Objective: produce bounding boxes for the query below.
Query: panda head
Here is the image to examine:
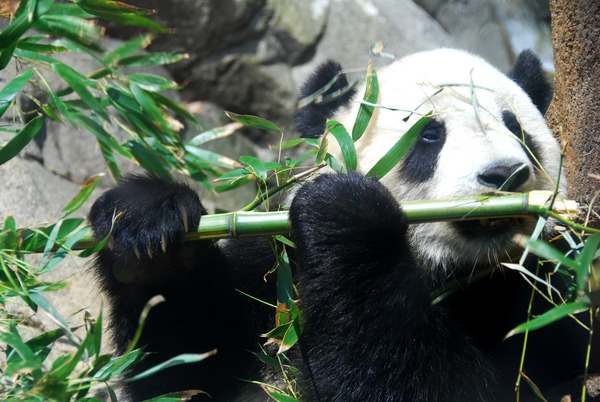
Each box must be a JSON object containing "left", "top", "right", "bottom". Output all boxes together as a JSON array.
[{"left": 297, "top": 48, "right": 565, "bottom": 274}]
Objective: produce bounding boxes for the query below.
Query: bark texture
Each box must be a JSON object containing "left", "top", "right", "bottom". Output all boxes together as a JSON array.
[{"left": 546, "top": 0, "right": 600, "bottom": 222}]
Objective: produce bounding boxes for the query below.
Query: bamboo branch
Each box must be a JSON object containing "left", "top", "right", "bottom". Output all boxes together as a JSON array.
[
  {"left": 17, "top": 191, "right": 586, "bottom": 253},
  {"left": 186, "top": 190, "right": 580, "bottom": 240}
]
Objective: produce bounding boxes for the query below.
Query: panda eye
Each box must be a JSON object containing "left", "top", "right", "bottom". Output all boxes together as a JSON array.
[{"left": 420, "top": 121, "right": 444, "bottom": 144}]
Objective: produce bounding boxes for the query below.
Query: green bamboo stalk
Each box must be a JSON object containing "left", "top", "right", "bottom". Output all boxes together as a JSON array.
[
  {"left": 186, "top": 190, "right": 579, "bottom": 241},
  {"left": 20, "top": 191, "right": 583, "bottom": 253}
]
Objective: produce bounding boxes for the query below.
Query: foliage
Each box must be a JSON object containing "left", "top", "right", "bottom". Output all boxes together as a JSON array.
[
  {"left": 1, "top": 2, "right": 599, "bottom": 401},
  {"left": 0, "top": 0, "right": 230, "bottom": 399}
]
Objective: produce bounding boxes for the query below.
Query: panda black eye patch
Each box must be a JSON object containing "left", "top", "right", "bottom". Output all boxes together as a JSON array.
[
  {"left": 400, "top": 119, "right": 447, "bottom": 183},
  {"left": 502, "top": 110, "right": 542, "bottom": 164}
]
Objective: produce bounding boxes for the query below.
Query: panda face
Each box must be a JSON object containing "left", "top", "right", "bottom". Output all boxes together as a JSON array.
[{"left": 298, "top": 49, "right": 565, "bottom": 273}]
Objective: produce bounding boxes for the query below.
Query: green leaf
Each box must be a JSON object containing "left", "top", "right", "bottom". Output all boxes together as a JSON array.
[
  {"left": 0, "top": 41, "right": 17, "bottom": 70},
  {"left": 93, "top": 348, "right": 145, "bottom": 381},
  {"left": 524, "top": 238, "right": 580, "bottom": 271},
  {"left": 576, "top": 234, "right": 600, "bottom": 290},
  {"left": 326, "top": 120, "right": 357, "bottom": 171},
  {"left": 16, "top": 40, "right": 68, "bottom": 54},
  {"left": 276, "top": 251, "right": 294, "bottom": 306},
  {"left": 2, "top": 322, "right": 43, "bottom": 377},
  {"left": 118, "top": 52, "right": 187, "bottom": 68},
  {"left": 226, "top": 111, "right": 281, "bottom": 132},
  {"left": 34, "top": 14, "right": 102, "bottom": 51},
  {"left": 280, "top": 137, "right": 319, "bottom": 149},
  {"left": 352, "top": 64, "right": 378, "bottom": 141},
  {"left": 187, "top": 123, "right": 242, "bottom": 147},
  {"left": 62, "top": 174, "right": 103, "bottom": 216},
  {"left": 505, "top": 301, "right": 589, "bottom": 338},
  {"left": 0, "top": 115, "right": 44, "bottom": 165},
  {"left": 40, "top": 225, "right": 90, "bottom": 272},
  {"left": 214, "top": 168, "right": 251, "bottom": 183},
  {"left": 268, "top": 391, "right": 300, "bottom": 402},
  {"left": 25, "top": 328, "right": 65, "bottom": 355},
  {"left": 76, "top": 0, "right": 167, "bottom": 33},
  {"left": 128, "top": 73, "right": 178, "bottom": 92},
  {"left": 104, "top": 34, "right": 153, "bottom": 65},
  {"left": 0, "top": 69, "right": 33, "bottom": 118},
  {"left": 0, "top": 0, "right": 55, "bottom": 52},
  {"left": 29, "top": 293, "right": 71, "bottom": 335},
  {"left": 53, "top": 63, "right": 108, "bottom": 120},
  {"left": 366, "top": 112, "right": 431, "bottom": 179},
  {"left": 240, "top": 155, "right": 268, "bottom": 181},
  {"left": 126, "top": 140, "right": 171, "bottom": 178},
  {"left": 149, "top": 91, "right": 198, "bottom": 125},
  {"left": 129, "top": 82, "right": 171, "bottom": 132},
  {"left": 185, "top": 146, "right": 241, "bottom": 170},
  {"left": 128, "top": 351, "right": 217, "bottom": 382},
  {"left": 213, "top": 175, "right": 252, "bottom": 193},
  {"left": 499, "top": 163, "right": 528, "bottom": 191}
]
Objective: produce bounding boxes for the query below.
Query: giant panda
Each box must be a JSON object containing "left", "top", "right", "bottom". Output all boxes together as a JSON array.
[{"left": 89, "top": 48, "right": 596, "bottom": 401}]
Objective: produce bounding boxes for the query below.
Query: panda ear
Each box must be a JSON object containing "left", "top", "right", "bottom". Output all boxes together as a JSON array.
[
  {"left": 296, "top": 60, "right": 356, "bottom": 138},
  {"left": 507, "top": 50, "right": 553, "bottom": 115}
]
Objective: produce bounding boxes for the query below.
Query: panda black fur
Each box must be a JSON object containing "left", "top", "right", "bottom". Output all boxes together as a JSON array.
[{"left": 89, "top": 49, "right": 597, "bottom": 401}]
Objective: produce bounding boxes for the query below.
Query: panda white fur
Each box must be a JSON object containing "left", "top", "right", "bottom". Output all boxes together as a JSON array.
[{"left": 89, "top": 49, "right": 595, "bottom": 401}]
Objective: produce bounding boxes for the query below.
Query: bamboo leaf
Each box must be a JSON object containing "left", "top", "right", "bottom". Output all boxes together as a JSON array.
[
  {"left": 128, "top": 351, "right": 217, "bottom": 382},
  {"left": 93, "top": 348, "right": 145, "bottom": 381},
  {"left": 62, "top": 174, "right": 103, "bottom": 217},
  {"left": 29, "top": 293, "right": 72, "bottom": 335},
  {"left": 352, "top": 64, "right": 378, "bottom": 141},
  {"left": 267, "top": 391, "right": 300, "bottom": 402},
  {"left": 118, "top": 52, "right": 187, "bottom": 68},
  {"left": 34, "top": 14, "right": 102, "bottom": 51},
  {"left": 183, "top": 151, "right": 224, "bottom": 179},
  {"left": 0, "top": 0, "right": 55, "bottom": 52},
  {"left": 576, "top": 234, "right": 600, "bottom": 290},
  {"left": 366, "top": 113, "right": 431, "bottom": 179},
  {"left": 53, "top": 63, "right": 108, "bottom": 120},
  {"left": 240, "top": 155, "right": 267, "bottom": 181},
  {"left": 128, "top": 73, "right": 178, "bottom": 92},
  {"left": 15, "top": 40, "right": 68, "bottom": 54},
  {"left": 187, "top": 123, "right": 242, "bottom": 147},
  {"left": 214, "top": 168, "right": 251, "bottom": 183},
  {"left": 0, "top": 115, "right": 44, "bottom": 165},
  {"left": 524, "top": 238, "right": 580, "bottom": 271},
  {"left": 505, "top": 301, "right": 589, "bottom": 339},
  {"left": 129, "top": 82, "right": 171, "bottom": 132},
  {"left": 76, "top": 0, "right": 167, "bottom": 33},
  {"left": 226, "top": 111, "right": 281, "bottom": 132},
  {"left": 125, "top": 140, "right": 171, "bottom": 178},
  {"left": 326, "top": 120, "right": 356, "bottom": 171},
  {"left": 185, "top": 145, "right": 241, "bottom": 170},
  {"left": 0, "top": 69, "right": 33, "bottom": 118},
  {"left": 103, "top": 34, "right": 153, "bottom": 65},
  {"left": 149, "top": 91, "right": 198, "bottom": 125}
]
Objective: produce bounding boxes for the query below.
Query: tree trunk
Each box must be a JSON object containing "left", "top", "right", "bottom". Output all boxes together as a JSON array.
[{"left": 546, "top": 0, "right": 600, "bottom": 225}]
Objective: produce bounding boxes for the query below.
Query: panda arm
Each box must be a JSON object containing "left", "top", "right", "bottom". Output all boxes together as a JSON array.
[
  {"left": 289, "top": 173, "right": 496, "bottom": 401},
  {"left": 88, "top": 175, "right": 270, "bottom": 399}
]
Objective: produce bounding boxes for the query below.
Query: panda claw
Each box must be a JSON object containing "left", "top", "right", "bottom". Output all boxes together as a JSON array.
[
  {"left": 161, "top": 235, "right": 168, "bottom": 253},
  {"left": 133, "top": 245, "right": 141, "bottom": 260},
  {"left": 182, "top": 209, "right": 189, "bottom": 233},
  {"left": 146, "top": 244, "right": 154, "bottom": 259}
]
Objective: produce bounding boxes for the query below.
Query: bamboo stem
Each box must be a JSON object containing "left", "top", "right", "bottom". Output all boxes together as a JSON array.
[{"left": 21, "top": 191, "right": 584, "bottom": 253}]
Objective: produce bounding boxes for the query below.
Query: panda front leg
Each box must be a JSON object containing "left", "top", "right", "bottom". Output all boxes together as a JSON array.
[
  {"left": 88, "top": 175, "right": 256, "bottom": 400},
  {"left": 289, "top": 173, "right": 497, "bottom": 402}
]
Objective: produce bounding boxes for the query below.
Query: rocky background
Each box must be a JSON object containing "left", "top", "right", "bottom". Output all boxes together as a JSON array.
[{"left": 0, "top": 0, "right": 554, "bottom": 372}]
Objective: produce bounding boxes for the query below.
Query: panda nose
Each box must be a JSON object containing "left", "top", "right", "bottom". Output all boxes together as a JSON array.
[{"left": 477, "top": 163, "right": 530, "bottom": 190}]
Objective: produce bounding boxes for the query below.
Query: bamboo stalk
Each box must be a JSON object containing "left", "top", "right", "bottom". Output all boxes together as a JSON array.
[
  {"left": 21, "top": 191, "right": 581, "bottom": 253},
  {"left": 186, "top": 190, "right": 578, "bottom": 240}
]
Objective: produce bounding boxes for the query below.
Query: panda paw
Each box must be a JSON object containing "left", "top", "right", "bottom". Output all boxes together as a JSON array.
[
  {"left": 89, "top": 175, "right": 205, "bottom": 282},
  {"left": 289, "top": 173, "right": 408, "bottom": 257}
]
